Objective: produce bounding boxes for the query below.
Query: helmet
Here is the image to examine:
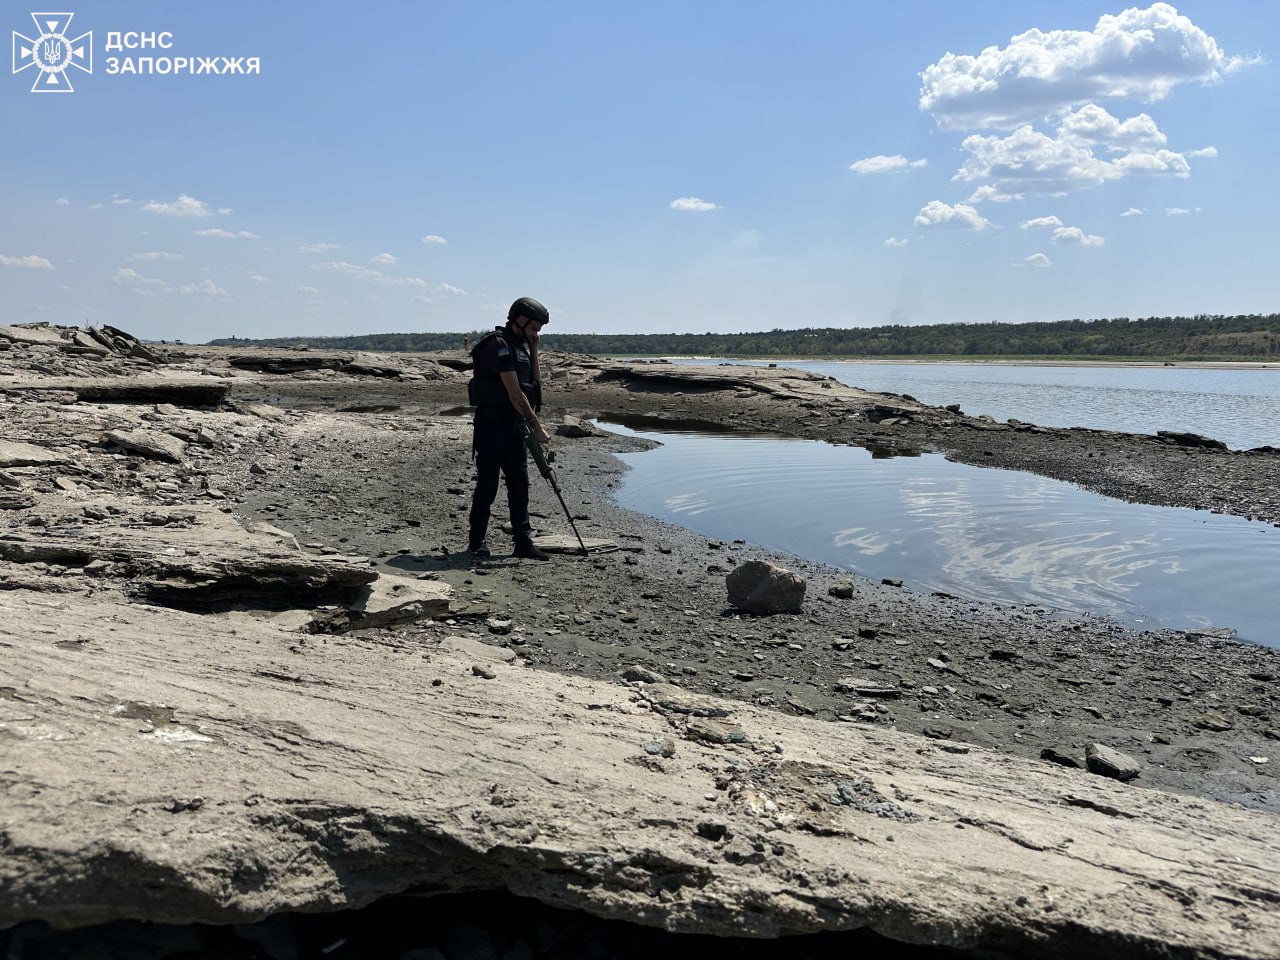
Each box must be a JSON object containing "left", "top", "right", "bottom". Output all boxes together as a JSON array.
[{"left": 507, "top": 297, "right": 549, "bottom": 326}]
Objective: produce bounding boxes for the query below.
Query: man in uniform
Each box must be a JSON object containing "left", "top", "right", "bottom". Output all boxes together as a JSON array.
[{"left": 467, "top": 297, "right": 553, "bottom": 560}]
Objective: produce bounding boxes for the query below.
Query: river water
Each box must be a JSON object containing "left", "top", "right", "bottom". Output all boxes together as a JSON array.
[
  {"left": 661, "top": 360, "right": 1280, "bottom": 450},
  {"left": 598, "top": 362, "right": 1280, "bottom": 647}
]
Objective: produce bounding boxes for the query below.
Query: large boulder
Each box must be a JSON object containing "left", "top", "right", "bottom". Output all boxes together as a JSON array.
[{"left": 726, "top": 559, "right": 806, "bottom": 613}]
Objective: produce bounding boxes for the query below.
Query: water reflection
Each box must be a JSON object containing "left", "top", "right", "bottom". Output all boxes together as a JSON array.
[{"left": 605, "top": 423, "right": 1278, "bottom": 647}]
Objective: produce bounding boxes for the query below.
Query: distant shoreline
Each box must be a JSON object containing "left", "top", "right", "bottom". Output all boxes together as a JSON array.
[{"left": 618, "top": 356, "right": 1280, "bottom": 371}]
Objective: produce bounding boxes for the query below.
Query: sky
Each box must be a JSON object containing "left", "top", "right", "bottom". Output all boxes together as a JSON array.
[{"left": 2, "top": 1, "right": 1276, "bottom": 341}]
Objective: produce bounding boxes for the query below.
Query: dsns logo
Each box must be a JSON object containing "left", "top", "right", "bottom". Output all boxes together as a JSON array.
[{"left": 12, "top": 12, "right": 92, "bottom": 93}]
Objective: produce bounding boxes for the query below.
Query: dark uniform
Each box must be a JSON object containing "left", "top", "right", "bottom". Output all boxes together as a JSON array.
[{"left": 467, "top": 326, "right": 539, "bottom": 551}]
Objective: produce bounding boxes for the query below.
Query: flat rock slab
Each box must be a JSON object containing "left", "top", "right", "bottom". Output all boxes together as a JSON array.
[
  {"left": 0, "top": 440, "right": 68, "bottom": 467},
  {"left": 2, "top": 589, "right": 1278, "bottom": 958},
  {"left": 0, "top": 495, "right": 376, "bottom": 603}
]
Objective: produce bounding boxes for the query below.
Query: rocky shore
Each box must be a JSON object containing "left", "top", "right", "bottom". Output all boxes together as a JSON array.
[{"left": 2, "top": 323, "right": 1278, "bottom": 959}]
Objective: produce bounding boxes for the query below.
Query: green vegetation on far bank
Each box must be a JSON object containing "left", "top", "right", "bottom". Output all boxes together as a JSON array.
[{"left": 208, "top": 312, "right": 1280, "bottom": 362}]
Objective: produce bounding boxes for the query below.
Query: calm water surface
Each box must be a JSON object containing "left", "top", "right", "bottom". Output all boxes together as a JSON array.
[
  {"left": 604, "top": 420, "right": 1279, "bottom": 648},
  {"left": 658, "top": 360, "right": 1280, "bottom": 450}
]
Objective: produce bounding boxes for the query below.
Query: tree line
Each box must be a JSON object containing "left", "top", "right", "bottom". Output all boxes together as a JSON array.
[{"left": 209, "top": 313, "right": 1280, "bottom": 361}]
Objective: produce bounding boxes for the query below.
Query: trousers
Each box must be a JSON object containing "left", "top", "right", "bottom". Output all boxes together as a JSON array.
[{"left": 468, "top": 412, "right": 534, "bottom": 545}]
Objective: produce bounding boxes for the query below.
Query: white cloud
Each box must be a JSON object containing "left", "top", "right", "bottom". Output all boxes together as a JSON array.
[
  {"left": 955, "top": 123, "right": 1193, "bottom": 195},
  {"left": 55, "top": 197, "right": 70, "bottom": 206},
  {"left": 1057, "top": 104, "right": 1167, "bottom": 152},
  {"left": 249, "top": 274, "right": 269, "bottom": 283},
  {"left": 1020, "top": 215, "right": 1063, "bottom": 230},
  {"left": 112, "top": 267, "right": 163, "bottom": 288},
  {"left": 967, "top": 185, "right": 1021, "bottom": 204},
  {"left": 112, "top": 198, "right": 132, "bottom": 206},
  {"left": 217, "top": 207, "right": 233, "bottom": 215},
  {"left": 1024, "top": 253, "right": 1053, "bottom": 267},
  {"left": 142, "top": 194, "right": 212, "bottom": 217},
  {"left": 195, "top": 228, "right": 259, "bottom": 239},
  {"left": 1111, "top": 149, "right": 1191, "bottom": 177},
  {"left": 421, "top": 234, "right": 448, "bottom": 246},
  {"left": 914, "top": 200, "right": 992, "bottom": 230},
  {"left": 956, "top": 125, "right": 1119, "bottom": 193},
  {"left": 131, "top": 251, "right": 184, "bottom": 261},
  {"left": 849, "top": 155, "right": 928, "bottom": 174},
  {"left": 1051, "top": 226, "right": 1105, "bottom": 245},
  {"left": 314, "top": 261, "right": 429, "bottom": 289},
  {"left": 370, "top": 252, "right": 399, "bottom": 266},
  {"left": 670, "top": 197, "right": 719, "bottom": 212},
  {"left": 179, "top": 278, "right": 228, "bottom": 296},
  {"left": 920, "top": 4, "right": 1246, "bottom": 130},
  {"left": 298, "top": 242, "right": 340, "bottom": 253},
  {"left": 89, "top": 203, "right": 103, "bottom": 209},
  {"left": 1120, "top": 207, "right": 1146, "bottom": 217},
  {"left": 883, "top": 237, "right": 908, "bottom": 247},
  {"left": 1188, "top": 146, "right": 1218, "bottom": 158},
  {"left": 438, "top": 283, "right": 467, "bottom": 295},
  {"left": 297, "top": 285, "right": 321, "bottom": 294},
  {"left": 1, "top": 254, "right": 55, "bottom": 270},
  {"left": 1165, "top": 207, "right": 1195, "bottom": 216}
]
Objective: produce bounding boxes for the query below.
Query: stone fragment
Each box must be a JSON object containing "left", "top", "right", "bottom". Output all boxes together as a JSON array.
[
  {"left": 827, "top": 579, "right": 854, "bottom": 599},
  {"left": 1193, "top": 712, "right": 1234, "bottom": 732},
  {"left": 835, "top": 678, "right": 899, "bottom": 698},
  {"left": 104, "top": 429, "right": 186, "bottom": 464},
  {"left": 555, "top": 415, "right": 598, "bottom": 438},
  {"left": 726, "top": 560, "right": 805, "bottom": 614},
  {"left": 622, "top": 665, "right": 668, "bottom": 685},
  {"left": 685, "top": 716, "right": 748, "bottom": 744},
  {"left": 1085, "top": 743, "right": 1140, "bottom": 782}
]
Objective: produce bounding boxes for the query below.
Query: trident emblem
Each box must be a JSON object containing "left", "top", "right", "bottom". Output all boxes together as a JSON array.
[{"left": 12, "top": 12, "right": 92, "bottom": 93}]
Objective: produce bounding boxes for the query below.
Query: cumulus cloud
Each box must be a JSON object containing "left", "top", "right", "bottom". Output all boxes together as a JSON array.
[
  {"left": 1, "top": 254, "right": 55, "bottom": 270},
  {"left": 370, "top": 253, "right": 399, "bottom": 266},
  {"left": 920, "top": 4, "right": 1247, "bottom": 130},
  {"left": 130, "top": 251, "right": 184, "bottom": 261},
  {"left": 421, "top": 234, "right": 448, "bottom": 246},
  {"left": 849, "top": 155, "right": 928, "bottom": 174},
  {"left": 179, "top": 278, "right": 228, "bottom": 296},
  {"left": 1052, "top": 226, "right": 1105, "bottom": 245},
  {"left": 298, "top": 242, "right": 340, "bottom": 254},
  {"left": 1021, "top": 215, "right": 1064, "bottom": 229},
  {"left": 1165, "top": 207, "right": 1195, "bottom": 215},
  {"left": 1188, "top": 146, "right": 1218, "bottom": 158},
  {"left": 670, "top": 197, "right": 718, "bottom": 212},
  {"left": 1120, "top": 207, "right": 1146, "bottom": 217},
  {"left": 438, "top": 283, "right": 467, "bottom": 295},
  {"left": 955, "top": 122, "right": 1194, "bottom": 195},
  {"left": 914, "top": 200, "right": 992, "bottom": 230},
  {"left": 884, "top": 237, "right": 909, "bottom": 247},
  {"left": 55, "top": 197, "right": 70, "bottom": 206},
  {"left": 1024, "top": 253, "right": 1053, "bottom": 267},
  {"left": 112, "top": 198, "right": 132, "bottom": 206},
  {"left": 142, "top": 194, "right": 212, "bottom": 217},
  {"left": 1057, "top": 104, "right": 1167, "bottom": 152},
  {"left": 195, "top": 228, "right": 259, "bottom": 239}
]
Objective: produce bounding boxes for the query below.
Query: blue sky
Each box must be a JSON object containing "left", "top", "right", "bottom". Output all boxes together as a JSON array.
[{"left": 2, "top": 1, "right": 1276, "bottom": 341}]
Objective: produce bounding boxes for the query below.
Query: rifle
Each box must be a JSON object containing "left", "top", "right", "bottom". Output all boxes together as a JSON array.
[{"left": 521, "top": 420, "right": 591, "bottom": 556}]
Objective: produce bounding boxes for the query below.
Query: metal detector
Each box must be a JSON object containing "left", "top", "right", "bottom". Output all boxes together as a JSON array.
[{"left": 521, "top": 421, "right": 618, "bottom": 556}]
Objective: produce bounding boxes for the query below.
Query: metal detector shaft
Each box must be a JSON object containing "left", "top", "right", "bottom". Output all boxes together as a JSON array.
[{"left": 521, "top": 420, "right": 589, "bottom": 556}]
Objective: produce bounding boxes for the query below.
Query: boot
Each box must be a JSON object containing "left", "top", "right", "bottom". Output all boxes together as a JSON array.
[
  {"left": 513, "top": 539, "right": 549, "bottom": 561},
  {"left": 467, "top": 537, "right": 491, "bottom": 559}
]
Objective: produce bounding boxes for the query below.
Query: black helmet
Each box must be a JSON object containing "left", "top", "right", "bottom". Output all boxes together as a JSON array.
[{"left": 507, "top": 297, "right": 549, "bottom": 326}]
